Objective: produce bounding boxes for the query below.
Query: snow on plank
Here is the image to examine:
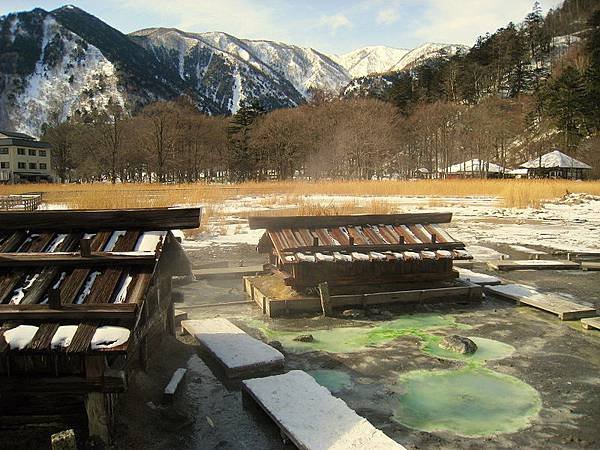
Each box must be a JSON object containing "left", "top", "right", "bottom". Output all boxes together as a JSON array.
[
  {"left": 487, "top": 259, "right": 580, "bottom": 271},
  {"left": 181, "top": 318, "right": 284, "bottom": 378},
  {"left": 457, "top": 268, "right": 501, "bottom": 286},
  {"left": 242, "top": 370, "right": 405, "bottom": 450},
  {"left": 485, "top": 284, "right": 597, "bottom": 321},
  {"left": 581, "top": 317, "right": 600, "bottom": 331}
]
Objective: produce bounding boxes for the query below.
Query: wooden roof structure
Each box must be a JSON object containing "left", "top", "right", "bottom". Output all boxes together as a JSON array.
[
  {"left": 0, "top": 207, "right": 200, "bottom": 356},
  {"left": 0, "top": 207, "right": 201, "bottom": 442},
  {"left": 250, "top": 213, "right": 471, "bottom": 289}
]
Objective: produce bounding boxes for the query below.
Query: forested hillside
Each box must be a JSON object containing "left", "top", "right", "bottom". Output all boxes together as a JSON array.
[{"left": 41, "top": 0, "right": 600, "bottom": 182}]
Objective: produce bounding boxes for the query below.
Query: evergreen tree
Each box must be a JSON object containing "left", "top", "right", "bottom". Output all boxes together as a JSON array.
[{"left": 227, "top": 99, "right": 265, "bottom": 181}]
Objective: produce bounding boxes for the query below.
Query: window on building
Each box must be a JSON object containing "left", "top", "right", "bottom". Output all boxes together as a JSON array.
[
  {"left": 0, "top": 147, "right": 8, "bottom": 155},
  {"left": 18, "top": 162, "right": 26, "bottom": 169},
  {"left": 17, "top": 148, "right": 25, "bottom": 155},
  {"left": 0, "top": 162, "right": 8, "bottom": 169},
  {"left": 39, "top": 163, "right": 47, "bottom": 170},
  {"left": 39, "top": 150, "right": 47, "bottom": 157},
  {"left": 28, "top": 149, "right": 36, "bottom": 156},
  {"left": 29, "top": 162, "right": 37, "bottom": 169}
]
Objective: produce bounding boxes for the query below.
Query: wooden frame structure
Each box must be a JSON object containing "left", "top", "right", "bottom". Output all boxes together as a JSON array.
[
  {"left": 0, "top": 207, "right": 201, "bottom": 444},
  {"left": 250, "top": 213, "right": 472, "bottom": 290}
]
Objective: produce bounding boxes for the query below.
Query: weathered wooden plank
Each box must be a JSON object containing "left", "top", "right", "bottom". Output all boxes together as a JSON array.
[
  {"left": 487, "top": 260, "right": 580, "bottom": 271},
  {"left": 182, "top": 318, "right": 284, "bottom": 378},
  {"left": 581, "top": 317, "right": 600, "bottom": 330},
  {"left": 0, "top": 304, "right": 137, "bottom": 321},
  {"left": 485, "top": 284, "right": 597, "bottom": 320},
  {"left": 242, "top": 370, "right": 406, "bottom": 450},
  {"left": 193, "top": 265, "right": 266, "bottom": 279},
  {"left": 581, "top": 262, "right": 600, "bottom": 271},
  {"left": 0, "top": 252, "right": 155, "bottom": 268},
  {"left": 248, "top": 213, "right": 453, "bottom": 230},
  {"left": 0, "top": 373, "right": 126, "bottom": 393},
  {"left": 0, "top": 207, "right": 202, "bottom": 232},
  {"left": 163, "top": 368, "right": 187, "bottom": 401}
]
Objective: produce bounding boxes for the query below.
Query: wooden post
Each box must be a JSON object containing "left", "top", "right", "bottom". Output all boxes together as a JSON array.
[
  {"left": 49, "top": 287, "right": 61, "bottom": 309},
  {"left": 313, "top": 236, "right": 319, "bottom": 247},
  {"left": 80, "top": 238, "right": 91, "bottom": 257},
  {"left": 318, "top": 282, "right": 332, "bottom": 317},
  {"left": 349, "top": 236, "right": 354, "bottom": 246},
  {"left": 399, "top": 235, "right": 405, "bottom": 244},
  {"left": 431, "top": 233, "right": 437, "bottom": 244},
  {"left": 51, "top": 429, "right": 77, "bottom": 450},
  {"left": 84, "top": 355, "right": 111, "bottom": 444}
]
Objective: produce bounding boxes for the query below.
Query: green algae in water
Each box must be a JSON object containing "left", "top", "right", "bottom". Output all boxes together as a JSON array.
[
  {"left": 392, "top": 367, "right": 542, "bottom": 437},
  {"left": 308, "top": 369, "right": 354, "bottom": 393},
  {"left": 421, "top": 336, "right": 515, "bottom": 363},
  {"left": 245, "top": 314, "right": 466, "bottom": 354}
]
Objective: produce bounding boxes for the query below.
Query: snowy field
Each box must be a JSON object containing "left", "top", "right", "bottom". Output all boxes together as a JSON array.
[{"left": 182, "top": 192, "right": 600, "bottom": 254}]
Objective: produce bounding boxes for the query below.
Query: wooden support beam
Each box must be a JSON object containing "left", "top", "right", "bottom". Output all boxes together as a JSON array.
[
  {"left": 0, "top": 251, "right": 155, "bottom": 268},
  {"left": 0, "top": 207, "right": 202, "bottom": 232},
  {"left": 318, "top": 282, "right": 332, "bottom": 317},
  {"left": 248, "top": 212, "right": 453, "bottom": 229},
  {"left": 0, "top": 373, "right": 126, "bottom": 393},
  {"left": 0, "top": 303, "right": 137, "bottom": 321},
  {"left": 80, "top": 238, "right": 91, "bottom": 257},
  {"left": 49, "top": 288, "right": 61, "bottom": 309}
]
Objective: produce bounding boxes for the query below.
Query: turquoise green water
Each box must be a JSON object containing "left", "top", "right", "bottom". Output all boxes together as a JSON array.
[
  {"left": 247, "top": 314, "right": 470, "bottom": 353},
  {"left": 245, "top": 314, "right": 467, "bottom": 354},
  {"left": 308, "top": 369, "right": 354, "bottom": 393},
  {"left": 421, "top": 336, "right": 515, "bottom": 364},
  {"left": 392, "top": 367, "right": 542, "bottom": 437}
]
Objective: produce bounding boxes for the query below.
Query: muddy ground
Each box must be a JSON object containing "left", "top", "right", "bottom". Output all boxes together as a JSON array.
[{"left": 108, "top": 242, "right": 600, "bottom": 450}]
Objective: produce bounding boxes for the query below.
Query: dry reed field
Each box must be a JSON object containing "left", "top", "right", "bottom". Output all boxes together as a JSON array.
[{"left": 2, "top": 178, "right": 600, "bottom": 209}]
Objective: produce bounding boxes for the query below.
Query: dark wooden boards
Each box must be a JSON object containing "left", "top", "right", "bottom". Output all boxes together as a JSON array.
[
  {"left": 0, "top": 207, "right": 202, "bottom": 232},
  {"left": 248, "top": 212, "right": 453, "bottom": 230},
  {"left": 0, "top": 251, "right": 156, "bottom": 268},
  {"left": 0, "top": 303, "right": 137, "bottom": 320}
]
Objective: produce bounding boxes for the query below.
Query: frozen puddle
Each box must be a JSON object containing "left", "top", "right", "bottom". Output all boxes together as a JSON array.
[
  {"left": 392, "top": 367, "right": 541, "bottom": 437},
  {"left": 243, "top": 370, "right": 406, "bottom": 449}
]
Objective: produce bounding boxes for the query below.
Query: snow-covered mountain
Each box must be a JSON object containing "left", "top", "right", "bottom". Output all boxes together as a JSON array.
[
  {"left": 332, "top": 46, "right": 410, "bottom": 78},
  {"left": 130, "top": 28, "right": 350, "bottom": 112},
  {"left": 0, "top": 5, "right": 466, "bottom": 135},
  {"left": 390, "top": 43, "right": 468, "bottom": 71}
]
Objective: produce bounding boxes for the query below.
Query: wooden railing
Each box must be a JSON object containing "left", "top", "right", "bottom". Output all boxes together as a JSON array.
[{"left": 0, "top": 194, "right": 42, "bottom": 211}]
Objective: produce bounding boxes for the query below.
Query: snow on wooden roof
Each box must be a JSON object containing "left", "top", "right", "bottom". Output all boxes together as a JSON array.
[
  {"left": 520, "top": 150, "right": 592, "bottom": 169},
  {"left": 445, "top": 159, "right": 506, "bottom": 174}
]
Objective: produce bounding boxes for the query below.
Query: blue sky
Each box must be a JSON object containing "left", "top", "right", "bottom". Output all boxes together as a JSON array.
[{"left": 1, "top": 0, "right": 560, "bottom": 54}]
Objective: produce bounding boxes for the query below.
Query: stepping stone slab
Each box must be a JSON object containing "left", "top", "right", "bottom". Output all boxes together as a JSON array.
[
  {"left": 485, "top": 284, "right": 597, "bottom": 321},
  {"left": 487, "top": 260, "right": 580, "bottom": 271},
  {"left": 182, "top": 318, "right": 284, "bottom": 378},
  {"left": 457, "top": 268, "right": 501, "bottom": 286},
  {"left": 242, "top": 370, "right": 406, "bottom": 450}
]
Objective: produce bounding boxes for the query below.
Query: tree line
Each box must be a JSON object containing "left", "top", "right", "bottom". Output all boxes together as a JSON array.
[{"left": 42, "top": 1, "right": 600, "bottom": 182}]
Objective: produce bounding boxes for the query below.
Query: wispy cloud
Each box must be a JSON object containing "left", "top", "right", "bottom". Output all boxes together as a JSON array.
[
  {"left": 376, "top": 7, "right": 400, "bottom": 25},
  {"left": 318, "top": 13, "right": 352, "bottom": 33}
]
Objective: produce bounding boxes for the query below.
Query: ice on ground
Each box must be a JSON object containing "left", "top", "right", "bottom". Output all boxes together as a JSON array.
[
  {"left": 465, "top": 245, "right": 509, "bottom": 261},
  {"left": 51, "top": 325, "right": 79, "bottom": 349},
  {"left": 4, "top": 325, "right": 39, "bottom": 350},
  {"left": 243, "top": 370, "right": 405, "bottom": 450},
  {"left": 91, "top": 326, "right": 131, "bottom": 349}
]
